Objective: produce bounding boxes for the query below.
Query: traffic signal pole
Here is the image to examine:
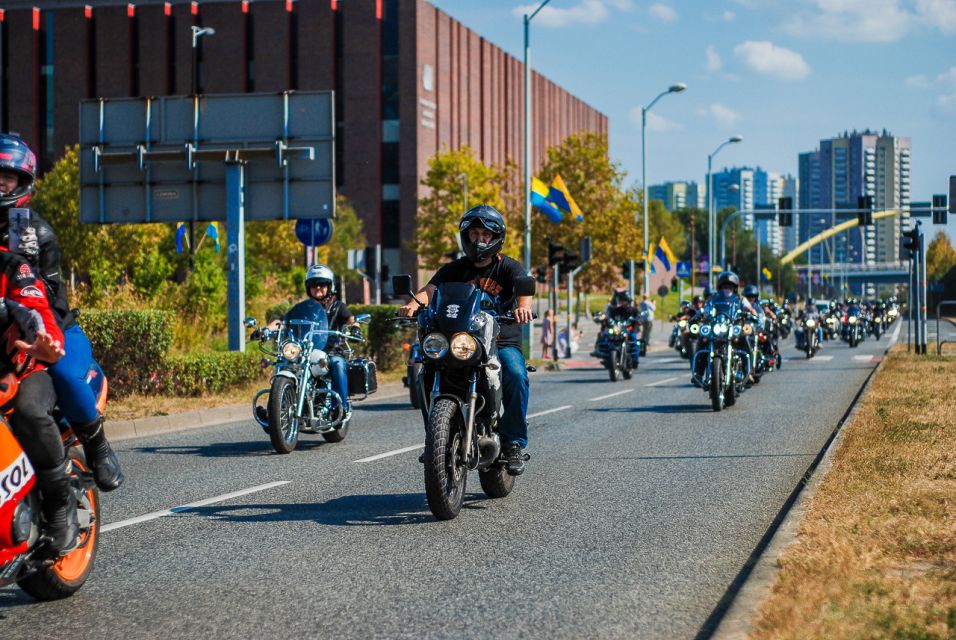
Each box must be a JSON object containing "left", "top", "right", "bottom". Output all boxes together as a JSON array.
[{"left": 920, "top": 225, "right": 928, "bottom": 354}]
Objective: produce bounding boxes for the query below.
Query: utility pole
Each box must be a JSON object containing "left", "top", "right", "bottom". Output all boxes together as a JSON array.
[{"left": 689, "top": 212, "right": 696, "bottom": 291}]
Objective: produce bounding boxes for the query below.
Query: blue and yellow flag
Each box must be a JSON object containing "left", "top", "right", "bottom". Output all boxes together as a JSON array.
[
  {"left": 176, "top": 223, "right": 189, "bottom": 254},
  {"left": 761, "top": 266, "right": 772, "bottom": 282},
  {"left": 549, "top": 174, "right": 584, "bottom": 222},
  {"left": 655, "top": 236, "right": 676, "bottom": 272},
  {"left": 531, "top": 177, "right": 563, "bottom": 223},
  {"left": 205, "top": 222, "right": 221, "bottom": 252}
]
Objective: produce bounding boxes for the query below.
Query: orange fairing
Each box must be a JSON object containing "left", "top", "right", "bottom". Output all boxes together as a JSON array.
[
  {"left": 52, "top": 457, "right": 97, "bottom": 582},
  {"left": 0, "top": 374, "right": 18, "bottom": 410},
  {"left": 96, "top": 374, "right": 109, "bottom": 415}
]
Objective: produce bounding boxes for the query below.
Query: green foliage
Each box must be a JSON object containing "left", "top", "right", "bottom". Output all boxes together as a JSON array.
[
  {"left": 162, "top": 351, "right": 264, "bottom": 397},
  {"left": 927, "top": 231, "right": 956, "bottom": 282},
  {"left": 315, "top": 195, "right": 367, "bottom": 284},
  {"left": 82, "top": 310, "right": 173, "bottom": 395},
  {"left": 348, "top": 304, "right": 410, "bottom": 371}
]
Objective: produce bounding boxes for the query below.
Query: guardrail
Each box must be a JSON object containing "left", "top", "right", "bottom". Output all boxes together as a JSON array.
[{"left": 936, "top": 300, "right": 956, "bottom": 355}]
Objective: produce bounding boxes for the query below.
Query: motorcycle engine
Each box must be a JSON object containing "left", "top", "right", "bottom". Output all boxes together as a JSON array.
[{"left": 310, "top": 349, "right": 330, "bottom": 378}]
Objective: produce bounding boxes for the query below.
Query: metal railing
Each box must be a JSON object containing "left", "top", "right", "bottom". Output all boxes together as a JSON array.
[{"left": 936, "top": 301, "right": 956, "bottom": 355}]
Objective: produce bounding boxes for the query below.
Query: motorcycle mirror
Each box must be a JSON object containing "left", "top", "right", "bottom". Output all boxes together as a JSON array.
[
  {"left": 354, "top": 313, "right": 372, "bottom": 325},
  {"left": 243, "top": 317, "right": 258, "bottom": 328},
  {"left": 514, "top": 276, "right": 536, "bottom": 297},
  {"left": 392, "top": 274, "right": 413, "bottom": 296}
]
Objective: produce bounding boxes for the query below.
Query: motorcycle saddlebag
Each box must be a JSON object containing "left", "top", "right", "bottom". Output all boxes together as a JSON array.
[{"left": 347, "top": 358, "right": 378, "bottom": 398}]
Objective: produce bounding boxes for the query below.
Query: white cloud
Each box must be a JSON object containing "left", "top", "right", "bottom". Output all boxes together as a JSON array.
[
  {"left": 649, "top": 3, "right": 678, "bottom": 23},
  {"left": 513, "top": 0, "right": 630, "bottom": 27},
  {"left": 705, "top": 45, "right": 722, "bottom": 71},
  {"left": 938, "top": 66, "right": 956, "bottom": 87},
  {"left": 733, "top": 40, "right": 811, "bottom": 80},
  {"left": 723, "top": 10, "right": 736, "bottom": 21},
  {"left": 697, "top": 103, "right": 740, "bottom": 127},
  {"left": 935, "top": 66, "right": 956, "bottom": 117},
  {"left": 628, "top": 108, "right": 683, "bottom": 131},
  {"left": 906, "top": 74, "right": 932, "bottom": 89},
  {"left": 784, "top": 0, "right": 956, "bottom": 43}
]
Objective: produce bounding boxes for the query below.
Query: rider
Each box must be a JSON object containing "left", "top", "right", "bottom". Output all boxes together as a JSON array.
[
  {"left": 604, "top": 288, "right": 641, "bottom": 364},
  {"left": 0, "top": 134, "right": 123, "bottom": 493},
  {"left": 693, "top": 272, "right": 753, "bottom": 381},
  {"left": 798, "top": 297, "right": 824, "bottom": 348},
  {"left": 285, "top": 264, "right": 360, "bottom": 421},
  {"left": 397, "top": 205, "right": 533, "bottom": 475}
]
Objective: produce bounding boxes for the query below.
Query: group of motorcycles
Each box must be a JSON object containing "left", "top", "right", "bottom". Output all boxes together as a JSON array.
[
  {"left": 803, "top": 299, "right": 899, "bottom": 352},
  {"left": 590, "top": 307, "right": 651, "bottom": 381}
]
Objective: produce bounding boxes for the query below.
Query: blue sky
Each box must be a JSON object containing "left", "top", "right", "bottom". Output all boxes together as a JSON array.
[{"left": 431, "top": 0, "right": 956, "bottom": 238}]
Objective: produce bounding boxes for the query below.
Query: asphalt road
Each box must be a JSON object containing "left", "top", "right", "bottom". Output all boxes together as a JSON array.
[{"left": 0, "top": 322, "right": 901, "bottom": 639}]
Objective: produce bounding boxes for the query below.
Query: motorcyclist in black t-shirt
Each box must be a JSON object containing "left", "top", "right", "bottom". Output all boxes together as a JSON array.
[{"left": 398, "top": 205, "right": 533, "bottom": 475}]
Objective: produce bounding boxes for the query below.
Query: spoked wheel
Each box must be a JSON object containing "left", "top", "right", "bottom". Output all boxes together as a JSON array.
[
  {"left": 18, "top": 451, "right": 99, "bottom": 600},
  {"left": 478, "top": 463, "right": 515, "bottom": 499},
  {"left": 267, "top": 377, "right": 299, "bottom": 454},
  {"left": 710, "top": 356, "right": 724, "bottom": 412},
  {"left": 321, "top": 394, "right": 349, "bottom": 443},
  {"left": 608, "top": 349, "right": 621, "bottom": 382},
  {"left": 725, "top": 358, "right": 739, "bottom": 407},
  {"left": 423, "top": 398, "right": 466, "bottom": 520}
]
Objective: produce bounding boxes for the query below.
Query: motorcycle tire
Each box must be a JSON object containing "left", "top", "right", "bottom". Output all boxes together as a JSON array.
[
  {"left": 408, "top": 363, "right": 423, "bottom": 410},
  {"left": 608, "top": 350, "right": 621, "bottom": 382},
  {"left": 478, "top": 465, "right": 515, "bottom": 499},
  {"left": 423, "top": 398, "right": 466, "bottom": 521},
  {"left": 710, "top": 356, "right": 724, "bottom": 412},
  {"left": 621, "top": 350, "right": 634, "bottom": 380},
  {"left": 267, "top": 376, "right": 299, "bottom": 454},
  {"left": 18, "top": 450, "right": 100, "bottom": 601}
]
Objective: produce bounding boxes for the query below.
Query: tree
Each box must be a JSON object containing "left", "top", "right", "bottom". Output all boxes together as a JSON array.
[
  {"left": 927, "top": 231, "right": 956, "bottom": 282},
  {"left": 314, "top": 194, "right": 367, "bottom": 284},
  {"left": 416, "top": 145, "right": 506, "bottom": 271},
  {"left": 531, "top": 132, "right": 641, "bottom": 291}
]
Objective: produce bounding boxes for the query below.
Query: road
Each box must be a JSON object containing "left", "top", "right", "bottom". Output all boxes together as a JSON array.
[{"left": 0, "top": 323, "right": 900, "bottom": 639}]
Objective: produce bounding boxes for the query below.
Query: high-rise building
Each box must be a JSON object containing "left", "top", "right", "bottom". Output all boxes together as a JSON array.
[
  {"left": 648, "top": 180, "right": 705, "bottom": 211},
  {"left": 798, "top": 149, "right": 826, "bottom": 263}
]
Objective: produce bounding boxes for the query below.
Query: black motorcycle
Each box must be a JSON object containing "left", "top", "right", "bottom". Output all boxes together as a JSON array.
[
  {"left": 393, "top": 274, "right": 536, "bottom": 521},
  {"left": 692, "top": 296, "right": 747, "bottom": 412},
  {"left": 591, "top": 312, "right": 639, "bottom": 381}
]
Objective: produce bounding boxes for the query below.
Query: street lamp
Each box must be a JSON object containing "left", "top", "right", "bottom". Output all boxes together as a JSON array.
[
  {"left": 707, "top": 135, "right": 742, "bottom": 290},
  {"left": 524, "top": 0, "right": 553, "bottom": 272},
  {"left": 458, "top": 172, "right": 468, "bottom": 213},
  {"left": 191, "top": 26, "right": 216, "bottom": 95},
  {"left": 640, "top": 82, "right": 686, "bottom": 298}
]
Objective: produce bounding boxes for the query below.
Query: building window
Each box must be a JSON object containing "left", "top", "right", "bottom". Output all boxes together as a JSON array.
[
  {"left": 42, "top": 12, "right": 54, "bottom": 156},
  {"left": 381, "top": 200, "right": 400, "bottom": 249}
]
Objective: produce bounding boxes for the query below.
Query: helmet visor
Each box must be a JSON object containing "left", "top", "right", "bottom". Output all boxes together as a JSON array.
[{"left": 459, "top": 217, "right": 504, "bottom": 235}]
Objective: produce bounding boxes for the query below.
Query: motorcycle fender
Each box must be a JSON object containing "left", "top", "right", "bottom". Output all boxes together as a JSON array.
[
  {"left": 272, "top": 370, "right": 298, "bottom": 383},
  {"left": 427, "top": 394, "right": 467, "bottom": 425}
]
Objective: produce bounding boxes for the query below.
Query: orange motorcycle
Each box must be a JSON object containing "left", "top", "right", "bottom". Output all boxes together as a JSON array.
[{"left": 0, "top": 368, "right": 106, "bottom": 600}]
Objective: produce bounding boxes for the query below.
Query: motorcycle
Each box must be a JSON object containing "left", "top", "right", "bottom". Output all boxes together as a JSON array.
[
  {"left": 392, "top": 273, "right": 536, "bottom": 521},
  {"left": 402, "top": 340, "right": 424, "bottom": 409},
  {"left": 592, "top": 312, "right": 639, "bottom": 381},
  {"left": 1, "top": 365, "right": 106, "bottom": 600},
  {"left": 777, "top": 309, "right": 792, "bottom": 340},
  {"left": 843, "top": 308, "right": 864, "bottom": 348},
  {"left": 246, "top": 304, "right": 374, "bottom": 454},
  {"left": 692, "top": 297, "right": 747, "bottom": 412},
  {"left": 797, "top": 317, "right": 821, "bottom": 358}
]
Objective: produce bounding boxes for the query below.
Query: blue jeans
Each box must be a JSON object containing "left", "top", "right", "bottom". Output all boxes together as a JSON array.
[
  {"left": 48, "top": 324, "right": 99, "bottom": 425},
  {"left": 328, "top": 354, "right": 349, "bottom": 410},
  {"left": 498, "top": 345, "right": 529, "bottom": 449}
]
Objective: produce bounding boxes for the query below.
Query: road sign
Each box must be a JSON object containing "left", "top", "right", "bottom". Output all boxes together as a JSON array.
[
  {"left": 675, "top": 261, "right": 691, "bottom": 278},
  {"left": 295, "top": 218, "right": 334, "bottom": 247},
  {"left": 657, "top": 285, "right": 669, "bottom": 297}
]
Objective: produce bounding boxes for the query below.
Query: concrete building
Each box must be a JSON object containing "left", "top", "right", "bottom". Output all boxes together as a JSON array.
[
  {"left": 0, "top": 0, "right": 607, "bottom": 283},
  {"left": 648, "top": 180, "right": 705, "bottom": 211}
]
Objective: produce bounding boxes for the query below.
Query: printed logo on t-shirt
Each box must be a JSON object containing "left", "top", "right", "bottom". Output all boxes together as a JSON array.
[{"left": 15, "top": 263, "right": 32, "bottom": 281}]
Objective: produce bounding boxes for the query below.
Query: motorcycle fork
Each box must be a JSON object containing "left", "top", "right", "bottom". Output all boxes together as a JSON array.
[
  {"left": 461, "top": 371, "right": 479, "bottom": 468},
  {"left": 725, "top": 343, "right": 733, "bottom": 387}
]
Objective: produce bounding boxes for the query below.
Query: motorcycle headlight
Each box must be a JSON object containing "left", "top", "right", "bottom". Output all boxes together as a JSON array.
[
  {"left": 849, "top": 316, "right": 857, "bottom": 324},
  {"left": 690, "top": 324, "right": 699, "bottom": 334},
  {"left": 281, "top": 341, "right": 302, "bottom": 361},
  {"left": 700, "top": 325, "right": 712, "bottom": 336},
  {"left": 422, "top": 333, "right": 449, "bottom": 359},
  {"left": 713, "top": 323, "right": 729, "bottom": 336},
  {"left": 450, "top": 333, "right": 478, "bottom": 360},
  {"left": 678, "top": 320, "right": 687, "bottom": 328},
  {"left": 806, "top": 319, "right": 816, "bottom": 328},
  {"left": 732, "top": 325, "right": 742, "bottom": 336}
]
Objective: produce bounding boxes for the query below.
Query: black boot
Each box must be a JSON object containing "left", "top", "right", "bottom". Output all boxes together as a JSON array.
[
  {"left": 74, "top": 415, "right": 124, "bottom": 492},
  {"left": 37, "top": 461, "right": 79, "bottom": 555}
]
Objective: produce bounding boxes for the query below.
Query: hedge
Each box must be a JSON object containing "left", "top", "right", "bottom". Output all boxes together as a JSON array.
[
  {"left": 349, "top": 304, "right": 411, "bottom": 372},
  {"left": 82, "top": 309, "right": 173, "bottom": 395},
  {"left": 162, "top": 351, "right": 263, "bottom": 397}
]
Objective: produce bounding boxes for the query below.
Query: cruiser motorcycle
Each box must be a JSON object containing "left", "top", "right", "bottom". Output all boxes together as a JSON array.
[
  {"left": 692, "top": 296, "right": 747, "bottom": 412},
  {"left": 393, "top": 274, "right": 536, "bottom": 521},
  {"left": 246, "top": 303, "right": 374, "bottom": 454},
  {"left": 592, "top": 312, "right": 639, "bottom": 381}
]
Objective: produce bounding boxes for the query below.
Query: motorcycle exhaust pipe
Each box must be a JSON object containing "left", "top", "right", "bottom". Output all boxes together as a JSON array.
[{"left": 477, "top": 433, "right": 501, "bottom": 468}]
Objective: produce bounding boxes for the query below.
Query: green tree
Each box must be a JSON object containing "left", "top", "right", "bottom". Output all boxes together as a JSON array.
[
  {"left": 416, "top": 145, "right": 505, "bottom": 270},
  {"left": 315, "top": 194, "right": 367, "bottom": 284},
  {"left": 927, "top": 231, "right": 956, "bottom": 281}
]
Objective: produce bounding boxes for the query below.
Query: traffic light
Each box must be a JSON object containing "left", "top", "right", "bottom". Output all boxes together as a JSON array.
[
  {"left": 547, "top": 238, "right": 565, "bottom": 266},
  {"left": 932, "top": 194, "right": 948, "bottom": 225},
  {"left": 534, "top": 265, "right": 547, "bottom": 283},
  {"left": 901, "top": 227, "right": 920, "bottom": 260},
  {"left": 670, "top": 277, "right": 678, "bottom": 292},
  {"left": 777, "top": 196, "right": 793, "bottom": 227},
  {"left": 857, "top": 195, "right": 874, "bottom": 226},
  {"left": 561, "top": 250, "right": 580, "bottom": 271},
  {"left": 621, "top": 261, "right": 631, "bottom": 278}
]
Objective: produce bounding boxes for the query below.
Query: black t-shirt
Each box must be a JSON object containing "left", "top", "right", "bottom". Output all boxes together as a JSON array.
[{"left": 428, "top": 254, "right": 528, "bottom": 349}]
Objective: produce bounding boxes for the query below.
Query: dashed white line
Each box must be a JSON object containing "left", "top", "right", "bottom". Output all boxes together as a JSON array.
[
  {"left": 588, "top": 389, "right": 634, "bottom": 402},
  {"left": 528, "top": 405, "right": 573, "bottom": 419},
  {"left": 853, "top": 354, "right": 876, "bottom": 362},
  {"left": 355, "top": 444, "right": 425, "bottom": 463},
  {"left": 101, "top": 481, "right": 291, "bottom": 532},
  {"left": 645, "top": 376, "right": 680, "bottom": 387}
]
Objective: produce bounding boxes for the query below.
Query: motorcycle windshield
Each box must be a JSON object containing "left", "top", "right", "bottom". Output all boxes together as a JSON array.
[
  {"left": 432, "top": 282, "right": 482, "bottom": 334},
  {"left": 284, "top": 299, "right": 330, "bottom": 350},
  {"left": 706, "top": 292, "right": 740, "bottom": 320}
]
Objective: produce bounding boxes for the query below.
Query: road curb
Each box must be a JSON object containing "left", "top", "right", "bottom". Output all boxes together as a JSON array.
[{"left": 708, "top": 327, "right": 900, "bottom": 640}]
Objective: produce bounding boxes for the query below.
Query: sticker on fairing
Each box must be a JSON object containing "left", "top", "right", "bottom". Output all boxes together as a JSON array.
[
  {"left": 446, "top": 304, "right": 460, "bottom": 319},
  {"left": 18, "top": 285, "right": 43, "bottom": 298},
  {"left": 0, "top": 451, "right": 34, "bottom": 508}
]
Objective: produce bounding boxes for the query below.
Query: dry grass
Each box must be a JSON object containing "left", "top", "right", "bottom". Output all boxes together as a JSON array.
[{"left": 751, "top": 347, "right": 956, "bottom": 639}]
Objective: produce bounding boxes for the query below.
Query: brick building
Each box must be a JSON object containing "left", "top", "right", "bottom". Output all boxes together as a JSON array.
[{"left": 0, "top": 0, "right": 607, "bottom": 279}]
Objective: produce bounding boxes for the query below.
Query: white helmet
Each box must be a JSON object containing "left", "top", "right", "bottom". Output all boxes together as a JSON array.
[{"left": 305, "top": 263, "right": 336, "bottom": 299}]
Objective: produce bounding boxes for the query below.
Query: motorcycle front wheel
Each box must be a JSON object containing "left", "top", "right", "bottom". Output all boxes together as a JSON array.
[
  {"left": 408, "top": 363, "right": 423, "bottom": 409},
  {"left": 622, "top": 348, "right": 634, "bottom": 379},
  {"left": 267, "top": 377, "right": 299, "bottom": 454},
  {"left": 424, "top": 398, "right": 466, "bottom": 520},
  {"left": 710, "top": 356, "right": 724, "bottom": 412},
  {"left": 607, "top": 349, "right": 621, "bottom": 382}
]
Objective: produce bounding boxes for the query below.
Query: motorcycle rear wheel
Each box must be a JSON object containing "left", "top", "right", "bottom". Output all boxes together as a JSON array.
[
  {"left": 710, "top": 356, "right": 724, "bottom": 412},
  {"left": 18, "top": 451, "right": 100, "bottom": 600},
  {"left": 268, "top": 377, "right": 299, "bottom": 454},
  {"left": 478, "top": 465, "right": 515, "bottom": 499},
  {"left": 424, "top": 398, "right": 466, "bottom": 520}
]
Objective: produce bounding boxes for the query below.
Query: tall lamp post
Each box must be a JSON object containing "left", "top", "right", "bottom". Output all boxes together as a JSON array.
[
  {"left": 707, "top": 135, "right": 742, "bottom": 289},
  {"left": 524, "top": 0, "right": 553, "bottom": 272},
  {"left": 189, "top": 26, "right": 216, "bottom": 260},
  {"left": 640, "top": 83, "right": 686, "bottom": 298}
]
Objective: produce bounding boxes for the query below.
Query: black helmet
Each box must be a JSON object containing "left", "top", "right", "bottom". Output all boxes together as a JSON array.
[
  {"left": 692, "top": 295, "right": 704, "bottom": 306},
  {"left": 459, "top": 204, "right": 505, "bottom": 262},
  {"left": 610, "top": 288, "right": 631, "bottom": 307},
  {"left": 742, "top": 284, "right": 759, "bottom": 299},
  {"left": 716, "top": 271, "right": 739, "bottom": 290},
  {"left": 0, "top": 134, "right": 37, "bottom": 210}
]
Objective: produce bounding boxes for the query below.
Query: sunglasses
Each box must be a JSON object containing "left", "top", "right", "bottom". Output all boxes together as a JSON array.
[{"left": 460, "top": 218, "right": 503, "bottom": 234}]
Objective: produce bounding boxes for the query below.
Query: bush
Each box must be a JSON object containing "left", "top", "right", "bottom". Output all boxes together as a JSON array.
[
  {"left": 81, "top": 310, "right": 173, "bottom": 395},
  {"left": 163, "top": 351, "right": 264, "bottom": 397},
  {"left": 349, "top": 304, "right": 411, "bottom": 372}
]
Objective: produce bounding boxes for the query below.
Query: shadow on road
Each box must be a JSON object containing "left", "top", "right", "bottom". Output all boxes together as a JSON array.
[
  {"left": 591, "top": 404, "right": 713, "bottom": 414},
  {"left": 133, "top": 437, "right": 330, "bottom": 458},
  {"left": 0, "top": 589, "right": 35, "bottom": 612},
  {"left": 354, "top": 402, "right": 415, "bottom": 413}
]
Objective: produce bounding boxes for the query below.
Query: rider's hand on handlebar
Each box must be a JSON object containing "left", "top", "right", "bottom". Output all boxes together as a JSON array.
[
  {"left": 513, "top": 307, "right": 533, "bottom": 324},
  {"left": 398, "top": 302, "right": 419, "bottom": 318}
]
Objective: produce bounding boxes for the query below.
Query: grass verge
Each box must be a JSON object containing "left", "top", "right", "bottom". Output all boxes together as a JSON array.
[{"left": 751, "top": 346, "right": 956, "bottom": 639}]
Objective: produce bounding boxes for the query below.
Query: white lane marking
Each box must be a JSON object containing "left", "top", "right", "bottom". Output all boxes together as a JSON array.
[
  {"left": 588, "top": 389, "right": 634, "bottom": 402},
  {"left": 853, "top": 354, "right": 876, "bottom": 362},
  {"left": 890, "top": 321, "right": 902, "bottom": 346},
  {"left": 528, "top": 405, "right": 573, "bottom": 419},
  {"left": 645, "top": 376, "right": 680, "bottom": 387},
  {"left": 355, "top": 444, "right": 424, "bottom": 463},
  {"left": 655, "top": 357, "right": 682, "bottom": 364},
  {"left": 101, "top": 481, "right": 291, "bottom": 533}
]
